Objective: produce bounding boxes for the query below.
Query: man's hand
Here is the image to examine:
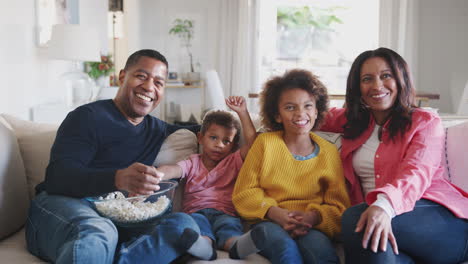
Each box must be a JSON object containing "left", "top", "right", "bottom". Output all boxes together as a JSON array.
[
  {"left": 355, "top": 205, "right": 399, "bottom": 254},
  {"left": 225, "top": 96, "right": 247, "bottom": 114},
  {"left": 114, "top": 162, "right": 164, "bottom": 195}
]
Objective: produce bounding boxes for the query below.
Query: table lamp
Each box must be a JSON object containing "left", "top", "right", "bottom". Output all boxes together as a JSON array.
[{"left": 48, "top": 24, "right": 101, "bottom": 107}]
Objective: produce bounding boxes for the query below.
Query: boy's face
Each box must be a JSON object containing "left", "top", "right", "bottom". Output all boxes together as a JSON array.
[{"left": 198, "top": 123, "right": 237, "bottom": 163}]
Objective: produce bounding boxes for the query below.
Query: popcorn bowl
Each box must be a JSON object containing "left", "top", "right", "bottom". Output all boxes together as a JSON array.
[{"left": 86, "top": 180, "right": 178, "bottom": 236}]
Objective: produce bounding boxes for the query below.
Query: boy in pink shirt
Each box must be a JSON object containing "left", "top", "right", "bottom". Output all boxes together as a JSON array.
[{"left": 158, "top": 96, "right": 265, "bottom": 260}]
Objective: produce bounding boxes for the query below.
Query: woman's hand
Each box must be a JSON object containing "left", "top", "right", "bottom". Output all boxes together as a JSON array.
[{"left": 356, "top": 205, "right": 399, "bottom": 254}]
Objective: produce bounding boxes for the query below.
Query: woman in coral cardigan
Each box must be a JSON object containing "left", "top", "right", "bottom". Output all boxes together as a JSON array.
[{"left": 321, "top": 47, "right": 468, "bottom": 264}]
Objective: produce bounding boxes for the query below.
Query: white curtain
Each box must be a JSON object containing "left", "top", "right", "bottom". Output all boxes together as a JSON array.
[
  {"left": 216, "top": 0, "right": 257, "bottom": 98},
  {"left": 379, "top": 0, "right": 419, "bottom": 84}
]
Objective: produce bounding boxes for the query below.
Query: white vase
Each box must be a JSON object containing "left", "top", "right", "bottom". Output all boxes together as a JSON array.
[
  {"left": 97, "top": 86, "right": 119, "bottom": 100},
  {"left": 97, "top": 75, "right": 110, "bottom": 88}
]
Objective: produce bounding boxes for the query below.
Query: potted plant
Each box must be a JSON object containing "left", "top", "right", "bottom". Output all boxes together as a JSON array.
[
  {"left": 169, "top": 18, "right": 200, "bottom": 84},
  {"left": 277, "top": 6, "right": 343, "bottom": 60},
  {"left": 86, "top": 54, "right": 115, "bottom": 87},
  {"left": 85, "top": 55, "right": 118, "bottom": 100}
]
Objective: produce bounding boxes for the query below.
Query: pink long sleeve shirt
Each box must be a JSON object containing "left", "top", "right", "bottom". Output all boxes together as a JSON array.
[
  {"left": 321, "top": 108, "right": 468, "bottom": 218},
  {"left": 177, "top": 150, "right": 243, "bottom": 216}
]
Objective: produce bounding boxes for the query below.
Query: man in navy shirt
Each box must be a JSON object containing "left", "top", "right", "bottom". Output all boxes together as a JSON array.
[{"left": 26, "top": 49, "right": 206, "bottom": 263}]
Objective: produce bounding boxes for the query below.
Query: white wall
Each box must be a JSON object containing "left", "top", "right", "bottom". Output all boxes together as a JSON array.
[
  {"left": 417, "top": 0, "right": 468, "bottom": 113},
  {"left": 124, "top": 0, "right": 222, "bottom": 119},
  {"left": 0, "top": 0, "right": 108, "bottom": 120},
  {"left": 127, "top": 0, "right": 222, "bottom": 75}
]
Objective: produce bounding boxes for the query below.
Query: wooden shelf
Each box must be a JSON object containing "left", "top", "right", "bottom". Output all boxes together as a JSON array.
[{"left": 166, "top": 84, "right": 203, "bottom": 89}]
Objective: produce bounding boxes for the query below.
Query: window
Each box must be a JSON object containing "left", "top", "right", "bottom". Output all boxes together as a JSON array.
[{"left": 256, "top": 0, "right": 379, "bottom": 106}]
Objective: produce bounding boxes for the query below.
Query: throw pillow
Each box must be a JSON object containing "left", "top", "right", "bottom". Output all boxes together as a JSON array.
[
  {"left": 0, "top": 114, "right": 58, "bottom": 199},
  {"left": 153, "top": 129, "right": 198, "bottom": 213},
  {"left": 153, "top": 129, "right": 198, "bottom": 166},
  {"left": 0, "top": 115, "right": 29, "bottom": 239},
  {"left": 444, "top": 121, "right": 468, "bottom": 192},
  {"left": 315, "top": 131, "right": 342, "bottom": 151}
]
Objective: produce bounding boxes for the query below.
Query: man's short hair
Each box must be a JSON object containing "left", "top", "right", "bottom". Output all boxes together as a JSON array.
[{"left": 124, "top": 49, "right": 169, "bottom": 71}]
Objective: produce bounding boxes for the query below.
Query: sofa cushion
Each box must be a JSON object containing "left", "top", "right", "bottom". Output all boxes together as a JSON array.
[
  {"left": 443, "top": 121, "right": 468, "bottom": 192},
  {"left": 0, "top": 116, "right": 30, "bottom": 240},
  {"left": 0, "top": 114, "right": 58, "bottom": 199},
  {"left": 153, "top": 129, "right": 198, "bottom": 167},
  {"left": 154, "top": 129, "right": 198, "bottom": 213}
]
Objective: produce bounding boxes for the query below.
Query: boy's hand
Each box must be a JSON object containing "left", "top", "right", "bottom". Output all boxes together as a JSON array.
[{"left": 225, "top": 96, "right": 247, "bottom": 113}]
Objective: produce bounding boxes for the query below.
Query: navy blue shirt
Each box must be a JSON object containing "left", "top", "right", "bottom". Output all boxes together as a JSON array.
[{"left": 37, "top": 100, "right": 199, "bottom": 198}]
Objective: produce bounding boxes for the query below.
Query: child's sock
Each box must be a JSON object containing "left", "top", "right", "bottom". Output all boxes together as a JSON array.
[
  {"left": 229, "top": 225, "right": 267, "bottom": 259},
  {"left": 178, "top": 228, "right": 217, "bottom": 260}
]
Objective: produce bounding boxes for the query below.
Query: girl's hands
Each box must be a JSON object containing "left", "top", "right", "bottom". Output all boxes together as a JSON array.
[
  {"left": 266, "top": 206, "right": 301, "bottom": 229},
  {"left": 225, "top": 96, "right": 247, "bottom": 113},
  {"left": 356, "top": 205, "right": 399, "bottom": 254},
  {"left": 267, "top": 207, "right": 312, "bottom": 238},
  {"left": 288, "top": 211, "right": 320, "bottom": 238}
]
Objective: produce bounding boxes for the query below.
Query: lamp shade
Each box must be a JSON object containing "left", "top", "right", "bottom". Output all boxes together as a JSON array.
[
  {"left": 204, "top": 70, "right": 226, "bottom": 111},
  {"left": 48, "top": 24, "right": 101, "bottom": 62}
]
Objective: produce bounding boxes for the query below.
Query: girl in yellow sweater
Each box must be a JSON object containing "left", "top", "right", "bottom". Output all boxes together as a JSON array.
[{"left": 232, "top": 69, "right": 350, "bottom": 264}]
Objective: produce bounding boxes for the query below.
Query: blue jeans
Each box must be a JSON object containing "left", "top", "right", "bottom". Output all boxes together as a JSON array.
[
  {"left": 341, "top": 199, "right": 468, "bottom": 264},
  {"left": 253, "top": 221, "right": 339, "bottom": 264},
  {"left": 190, "top": 208, "right": 244, "bottom": 249},
  {"left": 26, "top": 192, "right": 199, "bottom": 264}
]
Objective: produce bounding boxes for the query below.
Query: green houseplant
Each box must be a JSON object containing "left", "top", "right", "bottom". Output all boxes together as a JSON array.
[
  {"left": 169, "top": 18, "right": 195, "bottom": 73},
  {"left": 276, "top": 6, "right": 343, "bottom": 59},
  {"left": 86, "top": 55, "right": 114, "bottom": 80},
  {"left": 169, "top": 18, "right": 201, "bottom": 84}
]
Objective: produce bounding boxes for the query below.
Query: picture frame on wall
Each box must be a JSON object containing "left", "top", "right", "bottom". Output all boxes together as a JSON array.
[{"left": 35, "top": 0, "right": 79, "bottom": 47}]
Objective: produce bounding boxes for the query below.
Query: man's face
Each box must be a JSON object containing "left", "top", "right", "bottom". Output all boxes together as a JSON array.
[{"left": 114, "top": 56, "right": 167, "bottom": 124}]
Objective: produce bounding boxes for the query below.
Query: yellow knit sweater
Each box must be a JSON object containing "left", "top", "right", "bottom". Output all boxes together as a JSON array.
[{"left": 232, "top": 131, "right": 350, "bottom": 238}]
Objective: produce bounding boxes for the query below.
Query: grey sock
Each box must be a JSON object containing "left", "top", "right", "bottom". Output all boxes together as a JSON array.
[
  {"left": 229, "top": 225, "right": 267, "bottom": 259},
  {"left": 179, "top": 228, "right": 216, "bottom": 260}
]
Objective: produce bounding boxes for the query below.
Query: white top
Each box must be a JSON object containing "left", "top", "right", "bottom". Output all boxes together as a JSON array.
[{"left": 352, "top": 125, "right": 396, "bottom": 218}]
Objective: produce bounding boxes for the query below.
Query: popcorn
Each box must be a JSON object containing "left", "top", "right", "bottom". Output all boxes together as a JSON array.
[{"left": 95, "top": 192, "right": 170, "bottom": 223}]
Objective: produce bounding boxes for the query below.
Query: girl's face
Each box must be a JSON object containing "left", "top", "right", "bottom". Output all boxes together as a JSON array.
[
  {"left": 275, "top": 88, "right": 317, "bottom": 136},
  {"left": 360, "top": 57, "right": 398, "bottom": 124}
]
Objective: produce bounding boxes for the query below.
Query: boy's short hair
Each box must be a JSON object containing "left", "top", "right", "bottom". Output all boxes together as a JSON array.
[
  {"left": 259, "top": 69, "right": 329, "bottom": 131},
  {"left": 201, "top": 110, "right": 242, "bottom": 147}
]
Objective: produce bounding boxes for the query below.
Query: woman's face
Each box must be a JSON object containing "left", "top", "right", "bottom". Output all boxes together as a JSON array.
[{"left": 360, "top": 57, "right": 398, "bottom": 124}]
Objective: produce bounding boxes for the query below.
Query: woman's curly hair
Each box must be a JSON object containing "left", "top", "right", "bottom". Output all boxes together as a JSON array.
[{"left": 259, "top": 69, "right": 329, "bottom": 131}]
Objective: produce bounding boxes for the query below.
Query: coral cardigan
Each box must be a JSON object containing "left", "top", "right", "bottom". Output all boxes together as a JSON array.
[{"left": 321, "top": 108, "right": 468, "bottom": 218}]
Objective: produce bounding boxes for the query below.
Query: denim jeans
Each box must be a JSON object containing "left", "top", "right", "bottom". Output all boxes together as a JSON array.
[
  {"left": 190, "top": 208, "right": 244, "bottom": 249},
  {"left": 253, "top": 221, "right": 339, "bottom": 264},
  {"left": 341, "top": 199, "right": 468, "bottom": 264},
  {"left": 26, "top": 192, "right": 199, "bottom": 264}
]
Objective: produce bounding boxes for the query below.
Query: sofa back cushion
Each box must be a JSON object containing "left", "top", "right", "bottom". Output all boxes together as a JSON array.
[
  {"left": 443, "top": 121, "right": 468, "bottom": 192},
  {"left": 0, "top": 116, "right": 30, "bottom": 240},
  {"left": 153, "top": 129, "right": 198, "bottom": 212},
  {"left": 0, "top": 114, "right": 58, "bottom": 199}
]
